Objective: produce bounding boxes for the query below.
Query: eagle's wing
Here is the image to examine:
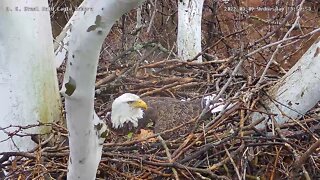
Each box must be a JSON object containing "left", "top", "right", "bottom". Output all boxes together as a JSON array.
[{"left": 141, "top": 97, "right": 204, "bottom": 138}]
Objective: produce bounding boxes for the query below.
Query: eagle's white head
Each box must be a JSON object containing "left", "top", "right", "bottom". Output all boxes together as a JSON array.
[{"left": 111, "top": 93, "right": 148, "bottom": 129}]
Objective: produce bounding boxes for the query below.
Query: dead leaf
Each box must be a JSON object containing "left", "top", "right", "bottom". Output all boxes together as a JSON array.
[{"left": 135, "top": 129, "right": 156, "bottom": 143}]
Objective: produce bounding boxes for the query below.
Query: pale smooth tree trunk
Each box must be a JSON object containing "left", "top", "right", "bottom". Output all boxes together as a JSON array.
[
  {"left": 58, "top": 0, "right": 145, "bottom": 179},
  {"left": 253, "top": 38, "right": 320, "bottom": 129},
  {"left": 0, "top": 1, "right": 62, "bottom": 151},
  {"left": 177, "top": 0, "right": 204, "bottom": 62}
]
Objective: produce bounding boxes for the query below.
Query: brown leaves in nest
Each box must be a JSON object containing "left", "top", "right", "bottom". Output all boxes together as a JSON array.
[{"left": 135, "top": 129, "right": 157, "bottom": 143}]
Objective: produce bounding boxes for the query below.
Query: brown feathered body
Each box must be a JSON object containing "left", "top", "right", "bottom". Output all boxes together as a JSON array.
[
  {"left": 142, "top": 97, "right": 203, "bottom": 138},
  {"left": 106, "top": 97, "right": 207, "bottom": 139}
]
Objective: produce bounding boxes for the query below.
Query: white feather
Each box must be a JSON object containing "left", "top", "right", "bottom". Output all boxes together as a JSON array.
[{"left": 111, "top": 93, "right": 144, "bottom": 129}]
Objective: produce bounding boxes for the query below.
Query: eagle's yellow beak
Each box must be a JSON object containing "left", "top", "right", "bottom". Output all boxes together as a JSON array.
[{"left": 130, "top": 99, "right": 148, "bottom": 110}]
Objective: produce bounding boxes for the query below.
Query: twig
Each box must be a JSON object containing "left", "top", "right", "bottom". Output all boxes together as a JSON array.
[{"left": 158, "top": 135, "right": 180, "bottom": 180}]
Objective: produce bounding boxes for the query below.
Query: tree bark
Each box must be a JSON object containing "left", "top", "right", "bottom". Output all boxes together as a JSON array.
[
  {"left": 0, "top": 1, "right": 62, "bottom": 152},
  {"left": 60, "top": 0, "right": 146, "bottom": 179},
  {"left": 253, "top": 38, "right": 320, "bottom": 129},
  {"left": 177, "top": 0, "right": 204, "bottom": 62}
]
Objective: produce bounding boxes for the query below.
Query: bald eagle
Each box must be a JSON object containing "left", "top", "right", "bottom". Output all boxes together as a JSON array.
[{"left": 106, "top": 93, "right": 223, "bottom": 138}]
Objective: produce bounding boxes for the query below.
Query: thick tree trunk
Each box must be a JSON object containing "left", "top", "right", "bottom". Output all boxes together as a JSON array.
[
  {"left": 253, "top": 38, "right": 320, "bottom": 129},
  {"left": 177, "top": 0, "right": 204, "bottom": 62},
  {"left": 0, "top": 1, "right": 62, "bottom": 151},
  {"left": 59, "top": 0, "right": 145, "bottom": 179}
]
